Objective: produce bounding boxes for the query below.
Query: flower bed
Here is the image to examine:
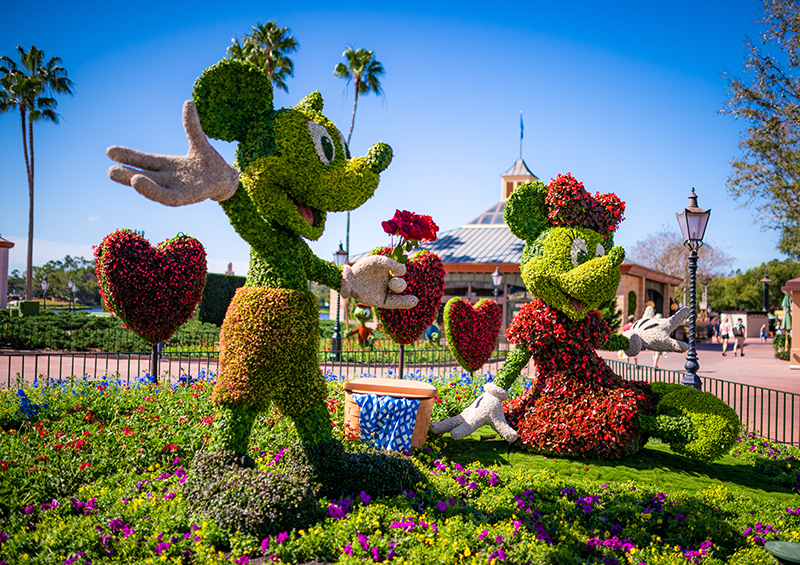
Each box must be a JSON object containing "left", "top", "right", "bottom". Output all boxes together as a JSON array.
[{"left": 0, "top": 372, "right": 798, "bottom": 564}]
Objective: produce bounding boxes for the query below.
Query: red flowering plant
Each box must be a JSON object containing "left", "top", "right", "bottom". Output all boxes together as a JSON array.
[
  {"left": 545, "top": 173, "right": 625, "bottom": 239},
  {"left": 381, "top": 210, "right": 439, "bottom": 263},
  {"left": 443, "top": 298, "right": 502, "bottom": 373},
  {"left": 94, "top": 229, "right": 207, "bottom": 344}
]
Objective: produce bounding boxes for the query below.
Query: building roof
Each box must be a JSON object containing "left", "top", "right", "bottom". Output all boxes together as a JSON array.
[
  {"left": 466, "top": 201, "right": 507, "bottom": 226},
  {"left": 422, "top": 223, "right": 524, "bottom": 265},
  {"left": 502, "top": 158, "right": 538, "bottom": 178}
]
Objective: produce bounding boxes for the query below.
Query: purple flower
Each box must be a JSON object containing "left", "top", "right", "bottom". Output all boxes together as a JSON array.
[
  {"left": 343, "top": 543, "right": 353, "bottom": 556},
  {"left": 371, "top": 547, "right": 381, "bottom": 561},
  {"left": 437, "top": 501, "right": 448, "bottom": 512},
  {"left": 358, "top": 534, "right": 370, "bottom": 551},
  {"left": 155, "top": 542, "right": 170, "bottom": 556},
  {"left": 261, "top": 537, "right": 270, "bottom": 553},
  {"left": 479, "top": 529, "right": 488, "bottom": 540},
  {"left": 276, "top": 532, "right": 288, "bottom": 544},
  {"left": 234, "top": 555, "right": 249, "bottom": 564},
  {"left": 359, "top": 491, "right": 371, "bottom": 505}
]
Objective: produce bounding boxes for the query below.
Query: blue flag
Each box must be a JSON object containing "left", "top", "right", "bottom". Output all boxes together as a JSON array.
[{"left": 520, "top": 112, "right": 524, "bottom": 140}]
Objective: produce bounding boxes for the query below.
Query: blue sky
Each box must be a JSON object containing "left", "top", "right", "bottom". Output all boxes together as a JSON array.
[{"left": 0, "top": 0, "right": 782, "bottom": 279}]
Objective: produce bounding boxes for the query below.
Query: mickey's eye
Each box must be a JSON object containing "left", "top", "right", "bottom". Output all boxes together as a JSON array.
[
  {"left": 308, "top": 121, "right": 335, "bottom": 165},
  {"left": 570, "top": 237, "right": 590, "bottom": 267},
  {"left": 339, "top": 131, "right": 351, "bottom": 159},
  {"left": 595, "top": 243, "right": 605, "bottom": 258}
]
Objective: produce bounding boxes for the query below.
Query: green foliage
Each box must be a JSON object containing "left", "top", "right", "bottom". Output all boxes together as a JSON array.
[
  {"left": 707, "top": 259, "right": 799, "bottom": 311},
  {"left": 278, "top": 439, "right": 425, "bottom": 499},
  {"left": 226, "top": 20, "right": 298, "bottom": 93},
  {"left": 193, "top": 58, "right": 274, "bottom": 144},
  {"left": 198, "top": 272, "right": 246, "bottom": 326},
  {"left": 598, "top": 297, "right": 622, "bottom": 333},
  {"left": 26, "top": 255, "right": 100, "bottom": 305},
  {"left": 519, "top": 226, "right": 622, "bottom": 320},
  {"left": 503, "top": 181, "right": 550, "bottom": 242},
  {"left": 655, "top": 387, "right": 740, "bottom": 462},
  {"left": 186, "top": 449, "right": 322, "bottom": 538},
  {"left": 773, "top": 332, "right": 791, "bottom": 360},
  {"left": 628, "top": 290, "right": 637, "bottom": 316}
]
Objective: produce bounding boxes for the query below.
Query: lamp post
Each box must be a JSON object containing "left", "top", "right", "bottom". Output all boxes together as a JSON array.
[
  {"left": 676, "top": 188, "right": 711, "bottom": 390},
  {"left": 41, "top": 280, "right": 49, "bottom": 310},
  {"left": 330, "top": 242, "right": 349, "bottom": 362},
  {"left": 491, "top": 267, "right": 503, "bottom": 300},
  {"left": 761, "top": 275, "right": 771, "bottom": 312}
]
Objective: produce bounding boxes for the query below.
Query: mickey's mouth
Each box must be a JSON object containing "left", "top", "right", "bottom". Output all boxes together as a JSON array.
[
  {"left": 570, "top": 298, "right": 584, "bottom": 312},
  {"left": 294, "top": 199, "right": 321, "bottom": 227}
]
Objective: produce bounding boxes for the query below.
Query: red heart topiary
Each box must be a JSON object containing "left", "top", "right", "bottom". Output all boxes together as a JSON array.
[
  {"left": 94, "top": 229, "right": 207, "bottom": 344},
  {"left": 372, "top": 247, "right": 445, "bottom": 345},
  {"left": 443, "top": 298, "right": 502, "bottom": 372}
]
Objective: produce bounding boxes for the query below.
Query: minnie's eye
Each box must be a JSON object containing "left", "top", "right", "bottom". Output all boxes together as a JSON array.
[
  {"left": 570, "top": 237, "right": 589, "bottom": 267},
  {"left": 595, "top": 243, "right": 605, "bottom": 258},
  {"left": 308, "top": 121, "right": 335, "bottom": 165}
]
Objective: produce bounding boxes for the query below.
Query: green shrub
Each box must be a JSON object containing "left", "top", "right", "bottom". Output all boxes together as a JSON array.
[
  {"left": 198, "top": 272, "right": 246, "bottom": 326},
  {"left": 656, "top": 387, "right": 740, "bottom": 462},
  {"left": 773, "top": 333, "right": 790, "bottom": 361},
  {"left": 186, "top": 449, "right": 321, "bottom": 538},
  {"left": 278, "top": 439, "right": 425, "bottom": 499}
]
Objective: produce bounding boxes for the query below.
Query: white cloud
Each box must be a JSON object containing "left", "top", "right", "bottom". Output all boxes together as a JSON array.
[{"left": 88, "top": 216, "right": 100, "bottom": 221}]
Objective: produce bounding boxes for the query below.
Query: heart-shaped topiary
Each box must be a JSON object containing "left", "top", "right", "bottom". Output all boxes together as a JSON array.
[
  {"left": 372, "top": 248, "right": 445, "bottom": 345},
  {"left": 443, "top": 297, "right": 502, "bottom": 372},
  {"left": 94, "top": 229, "right": 207, "bottom": 344}
]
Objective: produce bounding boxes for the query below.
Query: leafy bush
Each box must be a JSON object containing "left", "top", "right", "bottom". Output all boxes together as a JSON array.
[
  {"left": 773, "top": 333, "right": 790, "bottom": 360},
  {"left": 198, "top": 273, "right": 246, "bottom": 326},
  {"left": 278, "top": 439, "right": 425, "bottom": 499},
  {"left": 656, "top": 387, "right": 740, "bottom": 462},
  {"left": 186, "top": 449, "right": 321, "bottom": 538}
]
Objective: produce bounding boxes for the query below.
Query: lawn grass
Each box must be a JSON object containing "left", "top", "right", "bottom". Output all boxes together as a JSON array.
[{"left": 440, "top": 428, "right": 798, "bottom": 506}]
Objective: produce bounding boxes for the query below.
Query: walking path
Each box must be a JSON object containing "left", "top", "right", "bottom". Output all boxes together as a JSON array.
[{"left": 597, "top": 338, "right": 800, "bottom": 394}]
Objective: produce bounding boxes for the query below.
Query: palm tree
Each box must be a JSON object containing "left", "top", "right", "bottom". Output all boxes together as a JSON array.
[
  {"left": 0, "top": 46, "right": 73, "bottom": 301},
  {"left": 227, "top": 21, "right": 298, "bottom": 92},
  {"left": 334, "top": 47, "right": 385, "bottom": 146}
]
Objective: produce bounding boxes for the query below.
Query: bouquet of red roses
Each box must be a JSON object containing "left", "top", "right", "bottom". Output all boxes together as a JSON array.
[{"left": 381, "top": 209, "right": 439, "bottom": 263}]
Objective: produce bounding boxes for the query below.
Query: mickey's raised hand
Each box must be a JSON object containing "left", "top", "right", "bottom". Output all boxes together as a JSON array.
[
  {"left": 107, "top": 101, "right": 239, "bottom": 207},
  {"left": 340, "top": 255, "right": 419, "bottom": 310}
]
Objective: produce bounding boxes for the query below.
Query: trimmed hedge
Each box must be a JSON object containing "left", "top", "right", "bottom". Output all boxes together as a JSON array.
[{"left": 198, "top": 273, "right": 247, "bottom": 326}]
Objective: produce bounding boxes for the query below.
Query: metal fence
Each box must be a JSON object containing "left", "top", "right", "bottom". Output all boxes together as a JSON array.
[
  {"left": 1, "top": 346, "right": 797, "bottom": 447},
  {"left": 606, "top": 358, "right": 800, "bottom": 447}
]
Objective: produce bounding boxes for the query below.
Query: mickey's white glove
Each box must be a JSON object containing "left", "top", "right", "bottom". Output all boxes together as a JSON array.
[{"left": 340, "top": 255, "right": 418, "bottom": 310}]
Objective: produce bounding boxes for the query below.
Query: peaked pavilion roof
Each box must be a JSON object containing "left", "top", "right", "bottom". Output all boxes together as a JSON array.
[
  {"left": 422, "top": 201, "right": 524, "bottom": 265},
  {"left": 503, "top": 158, "right": 538, "bottom": 178}
]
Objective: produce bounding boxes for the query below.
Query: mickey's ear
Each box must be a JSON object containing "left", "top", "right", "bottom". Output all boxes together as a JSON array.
[
  {"left": 504, "top": 181, "right": 550, "bottom": 241},
  {"left": 192, "top": 59, "right": 274, "bottom": 142},
  {"left": 296, "top": 91, "right": 324, "bottom": 112}
]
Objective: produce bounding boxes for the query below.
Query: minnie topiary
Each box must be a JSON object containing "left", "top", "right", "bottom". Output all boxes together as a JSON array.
[{"left": 432, "top": 174, "right": 738, "bottom": 461}]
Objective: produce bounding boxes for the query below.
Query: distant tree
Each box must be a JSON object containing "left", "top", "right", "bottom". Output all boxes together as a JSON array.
[
  {"left": 625, "top": 227, "right": 734, "bottom": 285},
  {"left": 0, "top": 46, "right": 73, "bottom": 301},
  {"left": 708, "top": 258, "right": 799, "bottom": 312},
  {"left": 31, "top": 255, "right": 99, "bottom": 305},
  {"left": 227, "top": 21, "right": 298, "bottom": 92},
  {"left": 598, "top": 297, "right": 623, "bottom": 333},
  {"left": 334, "top": 47, "right": 385, "bottom": 146},
  {"left": 721, "top": 0, "right": 800, "bottom": 259}
]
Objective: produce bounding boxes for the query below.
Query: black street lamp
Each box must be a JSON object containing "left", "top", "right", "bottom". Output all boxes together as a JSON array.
[
  {"left": 761, "top": 275, "right": 771, "bottom": 312},
  {"left": 330, "top": 242, "right": 349, "bottom": 362},
  {"left": 676, "top": 188, "right": 711, "bottom": 390},
  {"left": 41, "top": 280, "right": 49, "bottom": 310},
  {"left": 491, "top": 267, "right": 503, "bottom": 299}
]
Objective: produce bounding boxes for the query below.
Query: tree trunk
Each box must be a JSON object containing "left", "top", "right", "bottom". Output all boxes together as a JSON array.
[
  {"left": 347, "top": 81, "right": 360, "bottom": 146},
  {"left": 20, "top": 107, "right": 33, "bottom": 301}
]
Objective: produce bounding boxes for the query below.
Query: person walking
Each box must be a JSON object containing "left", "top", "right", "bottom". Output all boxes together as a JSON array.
[
  {"left": 720, "top": 316, "right": 732, "bottom": 356},
  {"left": 760, "top": 324, "right": 768, "bottom": 342},
  {"left": 732, "top": 317, "right": 746, "bottom": 357}
]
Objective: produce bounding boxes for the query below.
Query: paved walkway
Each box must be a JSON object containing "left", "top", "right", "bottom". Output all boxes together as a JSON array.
[{"left": 597, "top": 338, "right": 800, "bottom": 394}]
